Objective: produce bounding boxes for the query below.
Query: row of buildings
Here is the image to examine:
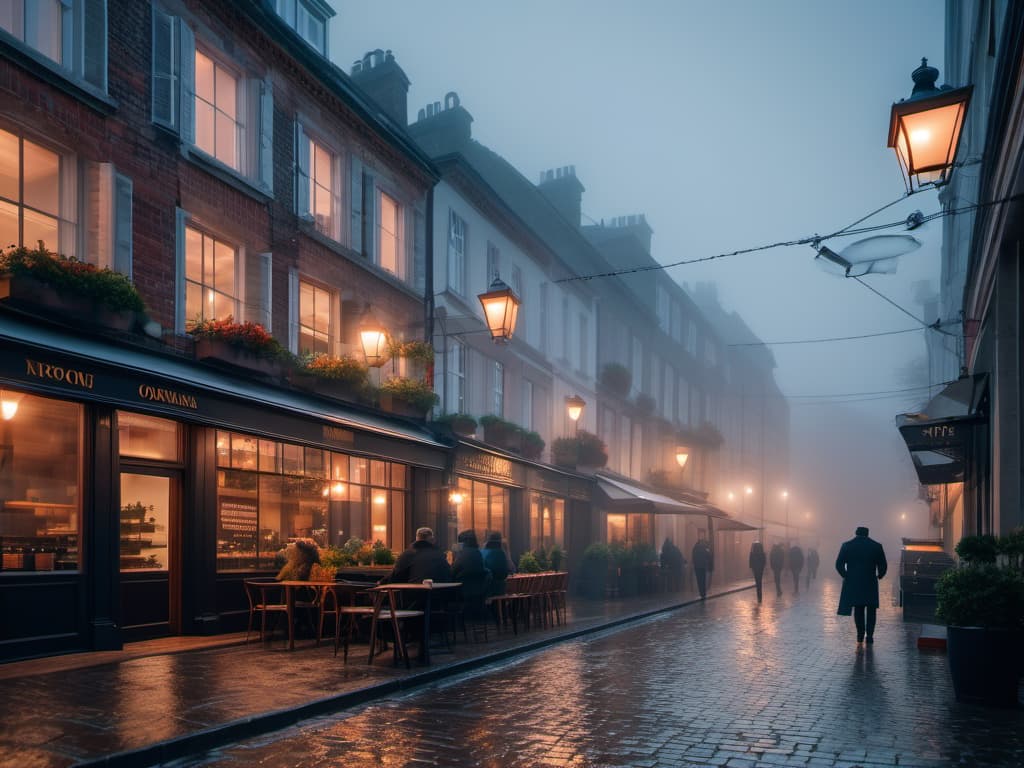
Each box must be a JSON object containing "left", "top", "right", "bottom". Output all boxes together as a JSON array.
[
  {"left": 897, "top": 0, "right": 1023, "bottom": 549},
  {"left": 0, "top": 0, "right": 787, "bottom": 661}
]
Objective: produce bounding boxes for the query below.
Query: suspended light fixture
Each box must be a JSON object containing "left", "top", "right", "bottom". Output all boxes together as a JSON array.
[
  {"left": 1, "top": 390, "right": 21, "bottom": 421},
  {"left": 675, "top": 446, "right": 689, "bottom": 469},
  {"left": 478, "top": 274, "right": 521, "bottom": 342},
  {"left": 887, "top": 58, "right": 972, "bottom": 193},
  {"left": 566, "top": 394, "right": 586, "bottom": 422},
  {"left": 358, "top": 308, "right": 390, "bottom": 367}
]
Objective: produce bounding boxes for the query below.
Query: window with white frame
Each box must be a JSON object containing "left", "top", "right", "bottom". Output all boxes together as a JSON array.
[
  {"left": 447, "top": 209, "right": 465, "bottom": 295},
  {"left": 686, "top": 322, "right": 697, "bottom": 356},
  {"left": 274, "top": 0, "right": 330, "bottom": 56},
  {"left": 485, "top": 241, "right": 500, "bottom": 285},
  {"left": 522, "top": 380, "right": 533, "bottom": 431},
  {"left": 656, "top": 284, "right": 670, "bottom": 330},
  {"left": 0, "top": 0, "right": 107, "bottom": 90},
  {"left": 445, "top": 340, "right": 465, "bottom": 414},
  {"left": 378, "top": 190, "right": 400, "bottom": 277},
  {"left": 491, "top": 360, "right": 504, "bottom": 416},
  {"left": 151, "top": 7, "right": 273, "bottom": 193},
  {"left": 0, "top": 128, "right": 70, "bottom": 255},
  {"left": 298, "top": 279, "right": 332, "bottom": 355},
  {"left": 579, "top": 313, "right": 589, "bottom": 374},
  {"left": 295, "top": 125, "right": 339, "bottom": 240},
  {"left": 184, "top": 225, "right": 238, "bottom": 327},
  {"left": 511, "top": 264, "right": 523, "bottom": 301}
]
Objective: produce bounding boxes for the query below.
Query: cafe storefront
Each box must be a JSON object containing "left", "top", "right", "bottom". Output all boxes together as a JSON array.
[{"left": 0, "top": 317, "right": 448, "bottom": 662}]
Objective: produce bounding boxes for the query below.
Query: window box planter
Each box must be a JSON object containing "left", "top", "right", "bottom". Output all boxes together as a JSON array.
[
  {"left": 193, "top": 337, "right": 285, "bottom": 379},
  {"left": 378, "top": 377, "right": 438, "bottom": 419},
  {"left": 379, "top": 391, "right": 429, "bottom": 419},
  {"left": 287, "top": 370, "right": 365, "bottom": 403},
  {"left": 0, "top": 272, "right": 138, "bottom": 333},
  {"left": 480, "top": 416, "right": 524, "bottom": 453}
]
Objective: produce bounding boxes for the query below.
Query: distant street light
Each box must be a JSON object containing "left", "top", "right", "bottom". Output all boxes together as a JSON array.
[
  {"left": 674, "top": 446, "right": 689, "bottom": 469},
  {"left": 566, "top": 394, "right": 586, "bottom": 423}
]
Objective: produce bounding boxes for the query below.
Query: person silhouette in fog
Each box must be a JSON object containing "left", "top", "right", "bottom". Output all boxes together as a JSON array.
[
  {"left": 691, "top": 536, "right": 713, "bottom": 599},
  {"left": 806, "top": 547, "right": 820, "bottom": 587},
  {"left": 749, "top": 541, "right": 767, "bottom": 603},
  {"left": 769, "top": 542, "right": 786, "bottom": 596},
  {"left": 788, "top": 544, "right": 804, "bottom": 595},
  {"left": 836, "top": 526, "right": 888, "bottom": 644}
]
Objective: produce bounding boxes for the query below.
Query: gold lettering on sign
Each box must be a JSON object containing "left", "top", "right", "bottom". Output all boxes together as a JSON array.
[
  {"left": 138, "top": 384, "right": 198, "bottom": 410},
  {"left": 921, "top": 425, "right": 956, "bottom": 440},
  {"left": 26, "top": 358, "right": 95, "bottom": 389},
  {"left": 323, "top": 425, "right": 355, "bottom": 444}
]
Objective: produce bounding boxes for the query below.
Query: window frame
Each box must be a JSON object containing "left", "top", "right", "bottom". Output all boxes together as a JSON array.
[
  {"left": 182, "top": 222, "right": 241, "bottom": 329},
  {"left": 193, "top": 45, "right": 243, "bottom": 172},
  {"left": 296, "top": 277, "right": 334, "bottom": 356},
  {"left": 447, "top": 208, "right": 466, "bottom": 295},
  {"left": 0, "top": 127, "right": 74, "bottom": 257},
  {"left": 376, "top": 187, "right": 402, "bottom": 278}
]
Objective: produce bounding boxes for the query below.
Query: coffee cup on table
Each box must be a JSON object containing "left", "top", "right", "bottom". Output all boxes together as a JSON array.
[{"left": 423, "top": 579, "right": 433, "bottom": 586}]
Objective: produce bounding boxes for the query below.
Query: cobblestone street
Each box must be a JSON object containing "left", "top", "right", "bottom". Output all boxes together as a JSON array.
[{"left": 166, "top": 577, "right": 1024, "bottom": 768}]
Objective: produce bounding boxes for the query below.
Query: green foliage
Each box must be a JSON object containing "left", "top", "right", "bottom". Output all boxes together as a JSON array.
[
  {"left": 372, "top": 540, "right": 395, "bottom": 565},
  {"left": 634, "top": 393, "right": 656, "bottom": 416},
  {"left": 599, "top": 362, "right": 631, "bottom": 397},
  {"left": 389, "top": 339, "right": 435, "bottom": 363},
  {"left": 301, "top": 353, "right": 370, "bottom": 388},
  {"left": 532, "top": 547, "right": 550, "bottom": 571},
  {"left": 549, "top": 544, "right": 564, "bottom": 572},
  {"left": 380, "top": 376, "right": 440, "bottom": 412},
  {"left": 631, "top": 542, "right": 658, "bottom": 566},
  {"left": 521, "top": 430, "right": 545, "bottom": 459},
  {"left": 955, "top": 534, "right": 998, "bottom": 564},
  {"left": 2, "top": 243, "right": 147, "bottom": 313},
  {"left": 517, "top": 551, "right": 542, "bottom": 573},
  {"left": 936, "top": 563, "right": 1024, "bottom": 629},
  {"left": 551, "top": 430, "right": 608, "bottom": 469},
  {"left": 581, "top": 543, "right": 610, "bottom": 564},
  {"left": 434, "top": 412, "right": 478, "bottom": 435}
]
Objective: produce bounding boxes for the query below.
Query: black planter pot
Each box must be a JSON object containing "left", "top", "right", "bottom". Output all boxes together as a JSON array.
[{"left": 946, "top": 626, "right": 1022, "bottom": 706}]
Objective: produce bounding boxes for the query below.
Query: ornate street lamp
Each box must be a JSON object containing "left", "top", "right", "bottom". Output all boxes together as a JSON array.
[
  {"left": 566, "top": 394, "right": 586, "bottom": 423},
  {"left": 358, "top": 309, "right": 390, "bottom": 368},
  {"left": 674, "top": 446, "right": 689, "bottom": 469},
  {"left": 887, "top": 58, "right": 972, "bottom": 194},
  {"left": 478, "top": 274, "right": 521, "bottom": 342}
]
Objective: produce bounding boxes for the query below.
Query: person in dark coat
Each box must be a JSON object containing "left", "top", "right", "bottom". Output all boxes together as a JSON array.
[
  {"left": 382, "top": 527, "right": 452, "bottom": 585},
  {"left": 452, "top": 530, "right": 491, "bottom": 617},
  {"left": 482, "top": 532, "right": 511, "bottom": 596},
  {"left": 769, "top": 542, "right": 786, "bottom": 596},
  {"left": 788, "top": 545, "right": 804, "bottom": 595},
  {"left": 748, "top": 541, "right": 767, "bottom": 603},
  {"left": 806, "top": 547, "right": 820, "bottom": 587},
  {"left": 836, "top": 526, "right": 888, "bottom": 644},
  {"left": 691, "top": 536, "right": 713, "bottom": 599},
  {"left": 660, "top": 537, "right": 686, "bottom": 592}
]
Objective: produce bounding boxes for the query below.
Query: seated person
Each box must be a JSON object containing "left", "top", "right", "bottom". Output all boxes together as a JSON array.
[
  {"left": 452, "top": 530, "right": 491, "bottom": 618},
  {"left": 382, "top": 527, "right": 452, "bottom": 584},
  {"left": 276, "top": 539, "right": 320, "bottom": 581},
  {"left": 482, "top": 532, "right": 512, "bottom": 595}
]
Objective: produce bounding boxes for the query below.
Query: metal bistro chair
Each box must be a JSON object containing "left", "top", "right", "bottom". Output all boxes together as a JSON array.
[
  {"left": 319, "top": 580, "right": 376, "bottom": 661},
  {"left": 244, "top": 578, "right": 288, "bottom": 644},
  {"left": 366, "top": 585, "right": 425, "bottom": 669}
]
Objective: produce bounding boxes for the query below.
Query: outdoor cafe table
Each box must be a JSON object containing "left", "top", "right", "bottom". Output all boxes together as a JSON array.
[
  {"left": 367, "top": 582, "right": 461, "bottom": 664},
  {"left": 272, "top": 580, "right": 342, "bottom": 650}
]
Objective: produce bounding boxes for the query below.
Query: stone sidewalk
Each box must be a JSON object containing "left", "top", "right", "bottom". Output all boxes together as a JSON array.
[{"left": 0, "top": 577, "right": 752, "bottom": 768}]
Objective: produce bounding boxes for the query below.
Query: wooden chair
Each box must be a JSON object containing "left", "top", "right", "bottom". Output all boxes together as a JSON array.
[
  {"left": 487, "top": 575, "right": 524, "bottom": 635},
  {"left": 366, "top": 586, "right": 425, "bottom": 669},
  {"left": 244, "top": 578, "right": 288, "bottom": 643},
  {"left": 318, "top": 581, "right": 375, "bottom": 660},
  {"left": 548, "top": 571, "right": 568, "bottom": 626}
]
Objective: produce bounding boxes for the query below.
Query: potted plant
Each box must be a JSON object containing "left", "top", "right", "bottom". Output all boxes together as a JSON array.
[
  {"left": 517, "top": 551, "right": 542, "bottom": 574},
  {"left": 579, "top": 543, "right": 610, "bottom": 599},
  {"left": 433, "top": 412, "right": 478, "bottom": 438},
  {"left": 549, "top": 544, "right": 565, "bottom": 572},
  {"left": 551, "top": 430, "right": 608, "bottom": 471},
  {"left": 936, "top": 532, "right": 1024, "bottom": 706},
  {"left": 292, "top": 353, "right": 370, "bottom": 402},
  {"left": 189, "top": 316, "right": 293, "bottom": 379},
  {"left": 389, "top": 339, "right": 434, "bottom": 381},
  {"left": 521, "top": 430, "right": 545, "bottom": 461},
  {"left": 599, "top": 362, "right": 632, "bottom": 398},
  {"left": 371, "top": 540, "right": 395, "bottom": 566},
  {"left": 479, "top": 415, "right": 524, "bottom": 452},
  {"left": 0, "top": 244, "right": 147, "bottom": 333},
  {"left": 378, "top": 376, "right": 439, "bottom": 418}
]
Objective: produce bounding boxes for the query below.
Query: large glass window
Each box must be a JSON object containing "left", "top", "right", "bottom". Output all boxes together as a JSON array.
[
  {"left": 607, "top": 512, "right": 651, "bottom": 547},
  {"left": 447, "top": 209, "right": 465, "bottom": 295},
  {"left": 529, "top": 493, "right": 564, "bottom": 552},
  {"left": 215, "top": 430, "right": 408, "bottom": 570},
  {"left": 378, "top": 190, "right": 400, "bottom": 276},
  {"left": 298, "top": 279, "right": 332, "bottom": 355},
  {"left": 449, "top": 476, "right": 508, "bottom": 547},
  {"left": 0, "top": 128, "right": 69, "bottom": 254},
  {"left": 0, "top": 391, "right": 81, "bottom": 572},
  {"left": 184, "top": 226, "right": 238, "bottom": 326},
  {"left": 0, "top": 0, "right": 65, "bottom": 64},
  {"left": 194, "top": 50, "right": 240, "bottom": 169},
  {"left": 118, "top": 412, "right": 181, "bottom": 461},
  {"left": 309, "top": 137, "right": 337, "bottom": 239}
]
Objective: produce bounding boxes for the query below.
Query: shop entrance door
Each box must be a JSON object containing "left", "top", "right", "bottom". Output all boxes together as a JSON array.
[{"left": 119, "top": 470, "right": 181, "bottom": 640}]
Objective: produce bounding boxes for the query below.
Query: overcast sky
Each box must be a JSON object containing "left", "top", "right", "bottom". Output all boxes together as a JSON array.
[{"left": 330, "top": 1, "right": 949, "bottom": 549}]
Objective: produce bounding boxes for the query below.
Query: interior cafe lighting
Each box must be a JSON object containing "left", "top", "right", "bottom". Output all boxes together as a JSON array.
[
  {"left": 1, "top": 390, "right": 21, "bottom": 420},
  {"left": 675, "top": 446, "right": 689, "bottom": 469},
  {"left": 449, "top": 491, "right": 465, "bottom": 505},
  {"left": 888, "top": 58, "right": 972, "bottom": 194},
  {"left": 566, "top": 394, "right": 586, "bottom": 422},
  {"left": 358, "top": 307, "right": 390, "bottom": 368},
  {"left": 478, "top": 274, "right": 521, "bottom": 342}
]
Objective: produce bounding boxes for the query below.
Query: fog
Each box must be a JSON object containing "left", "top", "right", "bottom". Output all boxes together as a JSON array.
[{"left": 331, "top": 0, "right": 946, "bottom": 562}]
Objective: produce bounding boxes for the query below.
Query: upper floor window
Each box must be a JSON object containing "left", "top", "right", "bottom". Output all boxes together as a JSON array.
[
  {"left": 0, "top": 129, "right": 64, "bottom": 253},
  {"left": 445, "top": 340, "right": 465, "bottom": 414},
  {"left": 274, "top": 0, "right": 331, "bottom": 56},
  {"left": 522, "top": 379, "right": 533, "bottom": 431},
  {"left": 656, "top": 285, "right": 670, "bottom": 330},
  {"left": 0, "top": 0, "right": 107, "bottom": 91},
  {"left": 194, "top": 50, "right": 239, "bottom": 170},
  {"left": 295, "top": 126, "right": 339, "bottom": 240},
  {"left": 705, "top": 340, "right": 718, "bottom": 367},
  {"left": 579, "top": 313, "right": 589, "bottom": 373},
  {"left": 447, "top": 209, "right": 465, "bottom": 295},
  {"left": 378, "top": 190, "right": 400, "bottom": 277},
  {"left": 686, "top": 322, "right": 698, "bottom": 356},
  {"left": 184, "top": 225, "right": 238, "bottom": 327},
  {"left": 491, "top": 360, "right": 504, "bottom": 417},
  {"left": 298, "top": 279, "right": 331, "bottom": 355},
  {"left": 486, "top": 241, "right": 500, "bottom": 285}
]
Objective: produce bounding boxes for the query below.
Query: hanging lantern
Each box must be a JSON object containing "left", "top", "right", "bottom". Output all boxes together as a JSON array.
[
  {"left": 477, "top": 275, "right": 521, "bottom": 342},
  {"left": 566, "top": 394, "right": 586, "bottom": 422},
  {"left": 0, "top": 390, "right": 21, "bottom": 421},
  {"left": 887, "top": 58, "right": 972, "bottom": 193},
  {"left": 675, "top": 446, "right": 689, "bottom": 469},
  {"left": 359, "top": 310, "right": 390, "bottom": 367}
]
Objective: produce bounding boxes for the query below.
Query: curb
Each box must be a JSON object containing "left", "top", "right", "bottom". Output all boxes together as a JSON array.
[{"left": 73, "top": 584, "right": 753, "bottom": 767}]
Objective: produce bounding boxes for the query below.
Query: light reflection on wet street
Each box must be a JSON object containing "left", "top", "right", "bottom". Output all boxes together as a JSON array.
[{"left": 167, "top": 580, "right": 1024, "bottom": 767}]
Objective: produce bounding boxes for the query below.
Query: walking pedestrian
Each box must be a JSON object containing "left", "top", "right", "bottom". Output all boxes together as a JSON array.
[
  {"left": 748, "top": 541, "right": 767, "bottom": 603},
  {"left": 835, "top": 526, "right": 888, "bottom": 644},
  {"left": 806, "top": 547, "right": 820, "bottom": 587},
  {"left": 691, "top": 536, "right": 713, "bottom": 599},
  {"left": 789, "top": 544, "right": 804, "bottom": 595},
  {"left": 769, "top": 542, "right": 786, "bottom": 596}
]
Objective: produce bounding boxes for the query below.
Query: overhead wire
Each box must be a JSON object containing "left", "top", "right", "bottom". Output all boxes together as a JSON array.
[{"left": 727, "top": 326, "right": 923, "bottom": 346}]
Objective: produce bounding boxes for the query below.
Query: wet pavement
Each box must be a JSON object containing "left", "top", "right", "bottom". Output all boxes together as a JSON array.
[{"left": 162, "top": 577, "right": 1024, "bottom": 768}]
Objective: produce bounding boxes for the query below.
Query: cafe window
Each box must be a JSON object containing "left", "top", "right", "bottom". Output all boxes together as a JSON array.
[
  {"left": 449, "top": 476, "right": 508, "bottom": 547},
  {"left": 0, "top": 391, "right": 81, "bottom": 572},
  {"left": 529, "top": 493, "right": 564, "bottom": 552},
  {"left": 606, "top": 512, "right": 652, "bottom": 547},
  {"left": 215, "top": 430, "right": 408, "bottom": 570},
  {"left": 118, "top": 411, "right": 181, "bottom": 461}
]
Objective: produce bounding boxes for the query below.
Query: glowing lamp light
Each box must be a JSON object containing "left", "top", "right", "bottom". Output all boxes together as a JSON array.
[
  {"left": 887, "top": 58, "right": 972, "bottom": 193},
  {"left": 329, "top": 481, "right": 346, "bottom": 500},
  {"left": 478, "top": 275, "right": 520, "bottom": 342},
  {"left": 674, "top": 446, "right": 689, "bottom": 469},
  {"left": 359, "top": 310, "right": 390, "bottom": 367},
  {"left": 373, "top": 494, "right": 387, "bottom": 506},
  {"left": 745, "top": 486, "right": 753, "bottom": 496},
  {"left": 781, "top": 490, "right": 789, "bottom": 499},
  {"left": 1, "top": 391, "right": 21, "bottom": 421},
  {"left": 566, "top": 394, "right": 586, "bottom": 422},
  {"left": 449, "top": 491, "right": 464, "bottom": 505},
  {"left": 727, "top": 492, "right": 735, "bottom": 501}
]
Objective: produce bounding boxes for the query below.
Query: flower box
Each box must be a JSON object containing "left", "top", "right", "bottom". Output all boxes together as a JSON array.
[
  {"left": 0, "top": 272, "right": 137, "bottom": 333},
  {"left": 287, "top": 370, "right": 363, "bottom": 402},
  {"left": 194, "top": 337, "right": 284, "bottom": 379},
  {"left": 379, "top": 392, "right": 429, "bottom": 419}
]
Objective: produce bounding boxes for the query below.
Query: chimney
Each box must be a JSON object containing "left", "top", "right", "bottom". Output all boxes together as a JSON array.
[
  {"left": 537, "top": 165, "right": 585, "bottom": 228},
  {"left": 350, "top": 49, "right": 410, "bottom": 127},
  {"left": 608, "top": 213, "right": 653, "bottom": 252},
  {"left": 407, "top": 91, "right": 474, "bottom": 155}
]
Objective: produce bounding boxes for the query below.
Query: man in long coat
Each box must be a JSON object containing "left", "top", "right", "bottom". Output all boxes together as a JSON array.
[
  {"left": 769, "top": 543, "right": 786, "bottom": 596},
  {"left": 691, "top": 537, "right": 713, "bottom": 599},
  {"left": 788, "top": 544, "right": 804, "bottom": 595},
  {"left": 835, "top": 526, "right": 887, "bottom": 644}
]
